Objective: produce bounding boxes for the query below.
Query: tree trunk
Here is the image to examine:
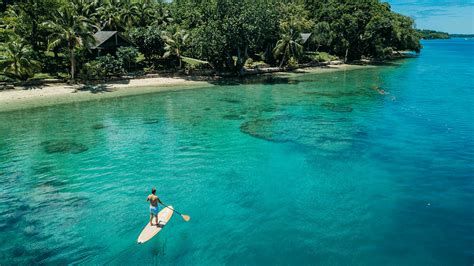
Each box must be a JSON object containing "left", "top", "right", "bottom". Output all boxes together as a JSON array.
[
  {"left": 279, "top": 46, "right": 288, "bottom": 68},
  {"left": 31, "top": 21, "right": 38, "bottom": 51},
  {"left": 225, "top": 52, "right": 233, "bottom": 71},
  {"left": 25, "top": 9, "right": 39, "bottom": 51},
  {"left": 237, "top": 47, "right": 246, "bottom": 76},
  {"left": 240, "top": 46, "right": 248, "bottom": 76},
  {"left": 344, "top": 47, "right": 349, "bottom": 63},
  {"left": 70, "top": 49, "right": 76, "bottom": 82},
  {"left": 14, "top": 59, "right": 18, "bottom": 78}
]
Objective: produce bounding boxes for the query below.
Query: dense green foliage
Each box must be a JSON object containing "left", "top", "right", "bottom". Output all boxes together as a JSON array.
[
  {"left": 0, "top": 0, "right": 422, "bottom": 81},
  {"left": 449, "top": 34, "right": 474, "bottom": 38},
  {"left": 417, "top": 30, "right": 474, "bottom": 40},
  {"left": 0, "top": 38, "right": 41, "bottom": 80},
  {"left": 45, "top": 7, "right": 97, "bottom": 81},
  {"left": 418, "top": 29, "right": 450, "bottom": 40}
]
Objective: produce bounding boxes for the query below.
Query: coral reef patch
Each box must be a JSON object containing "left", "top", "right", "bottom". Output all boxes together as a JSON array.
[
  {"left": 41, "top": 140, "right": 88, "bottom": 154},
  {"left": 91, "top": 123, "right": 107, "bottom": 130}
]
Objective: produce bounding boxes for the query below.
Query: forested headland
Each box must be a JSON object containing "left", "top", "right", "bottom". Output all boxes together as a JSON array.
[
  {"left": 0, "top": 0, "right": 422, "bottom": 82},
  {"left": 450, "top": 34, "right": 474, "bottom": 38},
  {"left": 417, "top": 29, "right": 450, "bottom": 40},
  {"left": 416, "top": 30, "right": 474, "bottom": 40}
]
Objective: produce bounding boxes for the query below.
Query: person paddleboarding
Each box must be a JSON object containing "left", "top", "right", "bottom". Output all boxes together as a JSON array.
[
  {"left": 137, "top": 189, "right": 190, "bottom": 244},
  {"left": 147, "top": 187, "right": 163, "bottom": 226}
]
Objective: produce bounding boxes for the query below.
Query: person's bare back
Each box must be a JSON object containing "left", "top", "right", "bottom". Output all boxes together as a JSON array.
[{"left": 148, "top": 194, "right": 159, "bottom": 207}]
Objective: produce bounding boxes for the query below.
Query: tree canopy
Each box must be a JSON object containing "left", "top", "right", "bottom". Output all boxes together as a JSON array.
[{"left": 0, "top": 0, "right": 422, "bottom": 81}]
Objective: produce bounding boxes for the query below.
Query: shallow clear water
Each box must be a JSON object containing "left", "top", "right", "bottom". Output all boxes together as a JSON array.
[{"left": 0, "top": 39, "right": 473, "bottom": 265}]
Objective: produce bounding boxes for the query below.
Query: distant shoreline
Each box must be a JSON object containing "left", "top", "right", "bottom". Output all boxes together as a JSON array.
[{"left": 0, "top": 64, "right": 375, "bottom": 113}]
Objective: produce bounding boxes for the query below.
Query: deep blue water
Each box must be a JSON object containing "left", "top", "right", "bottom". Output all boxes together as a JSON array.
[{"left": 0, "top": 39, "right": 473, "bottom": 265}]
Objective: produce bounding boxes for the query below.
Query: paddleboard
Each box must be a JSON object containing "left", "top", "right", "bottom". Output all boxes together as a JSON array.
[{"left": 137, "top": 206, "right": 174, "bottom": 244}]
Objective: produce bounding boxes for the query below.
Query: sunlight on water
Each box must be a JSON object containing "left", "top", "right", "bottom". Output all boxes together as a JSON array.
[{"left": 0, "top": 39, "right": 473, "bottom": 265}]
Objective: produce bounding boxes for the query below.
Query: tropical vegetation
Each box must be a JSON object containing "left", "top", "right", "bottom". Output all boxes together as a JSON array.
[
  {"left": 417, "top": 29, "right": 450, "bottom": 40},
  {"left": 0, "top": 0, "right": 422, "bottom": 82}
]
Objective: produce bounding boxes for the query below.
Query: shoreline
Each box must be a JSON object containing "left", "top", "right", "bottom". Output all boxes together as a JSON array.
[{"left": 0, "top": 64, "right": 374, "bottom": 113}]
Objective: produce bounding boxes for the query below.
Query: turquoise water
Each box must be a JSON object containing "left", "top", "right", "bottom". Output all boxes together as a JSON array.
[{"left": 0, "top": 39, "right": 473, "bottom": 265}]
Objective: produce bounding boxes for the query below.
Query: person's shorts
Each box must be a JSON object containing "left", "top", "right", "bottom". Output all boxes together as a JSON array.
[{"left": 150, "top": 206, "right": 159, "bottom": 215}]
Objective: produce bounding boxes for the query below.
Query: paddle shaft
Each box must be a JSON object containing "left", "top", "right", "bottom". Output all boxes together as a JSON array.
[{"left": 160, "top": 203, "right": 184, "bottom": 216}]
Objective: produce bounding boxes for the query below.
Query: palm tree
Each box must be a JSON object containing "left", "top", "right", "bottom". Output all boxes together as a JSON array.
[
  {"left": 311, "top": 22, "right": 333, "bottom": 52},
  {"left": 96, "top": 1, "right": 124, "bottom": 31},
  {"left": 152, "top": 5, "right": 173, "bottom": 28},
  {"left": 134, "top": 0, "right": 158, "bottom": 27},
  {"left": 96, "top": 0, "right": 139, "bottom": 31},
  {"left": 45, "top": 7, "right": 96, "bottom": 81},
  {"left": 273, "top": 24, "right": 303, "bottom": 67},
  {"left": 119, "top": 1, "right": 140, "bottom": 29},
  {"left": 162, "top": 29, "right": 189, "bottom": 69},
  {"left": 0, "top": 38, "right": 41, "bottom": 80},
  {"left": 2, "top": 6, "right": 27, "bottom": 39},
  {"left": 71, "top": 0, "right": 101, "bottom": 25}
]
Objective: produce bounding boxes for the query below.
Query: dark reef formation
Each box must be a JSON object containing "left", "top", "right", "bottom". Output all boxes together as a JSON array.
[
  {"left": 91, "top": 123, "right": 107, "bottom": 130},
  {"left": 239, "top": 113, "right": 366, "bottom": 154},
  {"left": 321, "top": 102, "right": 354, "bottom": 113},
  {"left": 220, "top": 98, "right": 242, "bottom": 104},
  {"left": 240, "top": 118, "right": 289, "bottom": 143},
  {"left": 41, "top": 140, "right": 88, "bottom": 154},
  {"left": 143, "top": 119, "right": 160, "bottom": 125},
  {"left": 304, "top": 90, "right": 373, "bottom": 98},
  {"left": 223, "top": 114, "right": 245, "bottom": 120}
]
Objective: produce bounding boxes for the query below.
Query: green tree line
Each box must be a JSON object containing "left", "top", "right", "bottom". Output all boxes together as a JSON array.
[
  {"left": 417, "top": 29, "right": 450, "bottom": 40},
  {"left": 0, "top": 0, "right": 422, "bottom": 81}
]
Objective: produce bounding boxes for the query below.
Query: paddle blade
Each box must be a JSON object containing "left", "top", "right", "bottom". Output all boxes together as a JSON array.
[{"left": 181, "top": 214, "right": 190, "bottom": 222}]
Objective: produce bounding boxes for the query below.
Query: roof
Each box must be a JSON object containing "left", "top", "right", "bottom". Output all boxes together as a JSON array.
[
  {"left": 301, "top": 33, "right": 312, "bottom": 44},
  {"left": 91, "top": 31, "right": 135, "bottom": 49},
  {"left": 92, "top": 31, "right": 117, "bottom": 49}
]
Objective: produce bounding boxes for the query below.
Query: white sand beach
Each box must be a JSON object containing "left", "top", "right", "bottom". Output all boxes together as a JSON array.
[{"left": 0, "top": 77, "right": 212, "bottom": 112}]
